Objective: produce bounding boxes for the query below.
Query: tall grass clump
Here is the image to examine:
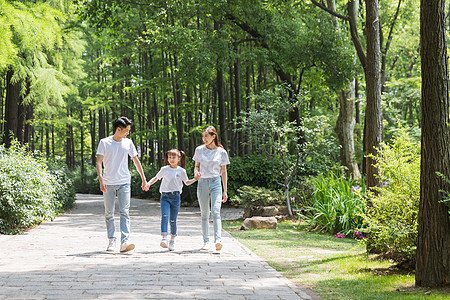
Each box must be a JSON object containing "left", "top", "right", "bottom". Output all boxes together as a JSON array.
[
  {"left": 365, "top": 126, "right": 420, "bottom": 261},
  {"left": 300, "top": 171, "right": 366, "bottom": 236},
  {"left": 0, "top": 141, "right": 75, "bottom": 234}
]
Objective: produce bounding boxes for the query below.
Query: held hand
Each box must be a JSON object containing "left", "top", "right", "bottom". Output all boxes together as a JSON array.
[
  {"left": 194, "top": 173, "right": 201, "bottom": 181},
  {"left": 141, "top": 181, "right": 147, "bottom": 191},
  {"left": 222, "top": 192, "right": 228, "bottom": 203}
]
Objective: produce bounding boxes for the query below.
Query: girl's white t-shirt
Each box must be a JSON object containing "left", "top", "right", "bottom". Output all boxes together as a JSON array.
[
  {"left": 96, "top": 136, "right": 138, "bottom": 185},
  {"left": 192, "top": 145, "right": 230, "bottom": 178},
  {"left": 156, "top": 166, "right": 189, "bottom": 193}
]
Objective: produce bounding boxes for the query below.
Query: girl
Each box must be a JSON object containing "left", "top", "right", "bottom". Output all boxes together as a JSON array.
[
  {"left": 193, "top": 126, "right": 230, "bottom": 252},
  {"left": 145, "top": 149, "right": 200, "bottom": 251}
]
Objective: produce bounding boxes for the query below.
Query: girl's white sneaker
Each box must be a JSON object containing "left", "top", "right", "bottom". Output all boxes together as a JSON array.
[
  {"left": 160, "top": 238, "right": 168, "bottom": 248},
  {"left": 168, "top": 239, "right": 175, "bottom": 251}
]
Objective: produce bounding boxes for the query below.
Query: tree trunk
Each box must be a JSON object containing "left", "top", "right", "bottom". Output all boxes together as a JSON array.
[
  {"left": 3, "top": 70, "right": 19, "bottom": 147},
  {"left": 235, "top": 48, "right": 243, "bottom": 156},
  {"left": 335, "top": 85, "right": 361, "bottom": 179},
  {"left": 215, "top": 21, "right": 228, "bottom": 149},
  {"left": 365, "top": 0, "right": 383, "bottom": 192},
  {"left": 173, "top": 55, "right": 185, "bottom": 151},
  {"left": 327, "top": 0, "right": 360, "bottom": 179},
  {"left": 416, "top": 0, "right": 450, "bottom": 287},
  {"left": 90, "top": 111, "right": 96, "bottom": 166},
  {"left": 80, "top": 110, "right": 85, "bottom": 189}
]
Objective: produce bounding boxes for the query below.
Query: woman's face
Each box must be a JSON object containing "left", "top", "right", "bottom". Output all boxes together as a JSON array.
[{"left": 202, "top": 131, "right": 215, "bottom": 146}]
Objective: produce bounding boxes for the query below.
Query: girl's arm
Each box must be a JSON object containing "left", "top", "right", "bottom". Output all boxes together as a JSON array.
[
  {"left": 221, "top": 165, "right": 228, "bottom": 203},
  {"left": 144, "top": 176, "right": 159, "bottom": 191},
  {"left": 184, "top": 169, "right": 201, "bottom": 186}
]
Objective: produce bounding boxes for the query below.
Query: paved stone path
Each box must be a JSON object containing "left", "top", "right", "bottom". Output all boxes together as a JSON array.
[{"left": 0, "top": 194, "right": 315, "bottom": 299}]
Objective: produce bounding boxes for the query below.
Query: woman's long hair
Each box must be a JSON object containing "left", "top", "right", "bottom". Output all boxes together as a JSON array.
[
  {"left": 204, "top": 126, "right": 224, "bottom": 149},
  {"left": 164, "top": 149, "right": 186, "bottom": 168}
]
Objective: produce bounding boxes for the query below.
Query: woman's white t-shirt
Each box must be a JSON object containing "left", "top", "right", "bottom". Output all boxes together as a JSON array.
[
  {"left": 156, "top": 166, "right": 189, "bottom": 193},
  {"left": 96, "top": 136, "right": 138, "bottom": 185},
  {"left": 193, "top": 145, "right": 230, "bottom": 178}
]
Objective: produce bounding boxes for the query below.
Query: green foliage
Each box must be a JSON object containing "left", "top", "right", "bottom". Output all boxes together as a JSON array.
[
  {"left": 365, "top": 126, "right": 420, "bottom": 260},
  {"left": 0, "top": 142, "right": 75, "bottom": 234},
  {"left": 300, "top": 171, "right": 366, "bottom": 236},
  {"left": 71, "top": 164, "right": 100, "bottom": 195},
  {"left": 230, "top": 185, "right": 283, "bottom": 208},
  {"left": 227, "top": 154, "right": 280, "bottom": 198}
]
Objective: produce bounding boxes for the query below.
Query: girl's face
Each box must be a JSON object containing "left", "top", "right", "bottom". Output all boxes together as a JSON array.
[
  {"left": 202, "top": 131, "right": 215, "bottom": 146},
  {"left": 167, "top": 153, "right": 179, "bottom": 167}
]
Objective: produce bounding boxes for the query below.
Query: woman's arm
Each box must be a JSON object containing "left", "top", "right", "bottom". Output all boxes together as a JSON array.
[
  {"left": 194, "top": 161, "right": 201, "bottom": 177},
  {"left": 185, "top": 170, "right": 201, "bottom": 186},
  {"left": 221, "top": 165, "right": 228, "bottom": 203}
]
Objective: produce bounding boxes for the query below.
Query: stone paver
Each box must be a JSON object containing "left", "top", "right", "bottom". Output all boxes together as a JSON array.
[{"left": 0, "top": 194, "right": 315, "bottom": 299}]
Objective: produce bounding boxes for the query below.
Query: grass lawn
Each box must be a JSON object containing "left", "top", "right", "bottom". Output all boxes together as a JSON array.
[{"left": 223, "top": 220, "right": 450, "bottom": 300}]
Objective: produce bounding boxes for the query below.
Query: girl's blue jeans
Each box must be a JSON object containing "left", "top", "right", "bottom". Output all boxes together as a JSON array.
[
  {"left": 103, "top": 184, "right": 131, "bottom": 244},
  {"left": 160, "top": 191, "right": 181, "bottom": 237},
  {"left": 197, "top": 177, "right": 223, "bottom": 243}
]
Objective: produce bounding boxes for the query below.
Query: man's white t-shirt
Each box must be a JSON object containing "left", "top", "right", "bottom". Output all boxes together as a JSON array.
[
  {"left": 96, "top": 136, "right": 138, "bottom": 185},
  {"left": 156, "top": 166, "right": 189, "bottom": 193},
  {"left": 192, "top": 145, "right": 230, "bottom": 178}
]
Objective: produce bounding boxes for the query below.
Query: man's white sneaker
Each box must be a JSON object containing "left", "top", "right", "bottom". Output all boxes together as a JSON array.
[
  {"left": 120, "top": 241, "right": 135, "bottom": 252},
  {"left": 215, "top": 242, "right": 223, "bottom": 251},
  {"left": 168, "top": 239, "right": 175, "bottom": 251},
  {"left": 200, "top": 242, "right": 210, "bottom": 250},
  {"left": 160, "top": 238, "right": 168, "bottom": 248},
  {"left": 106, "top": 238, "right": 116, "bottom": 251}
]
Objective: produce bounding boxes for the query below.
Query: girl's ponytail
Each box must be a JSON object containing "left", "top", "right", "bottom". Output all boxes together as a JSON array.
[{"left": 179, "top": 151, "right": 186, "bottom": 168}]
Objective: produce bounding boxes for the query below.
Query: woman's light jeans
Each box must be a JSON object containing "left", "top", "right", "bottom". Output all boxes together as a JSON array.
[
  {"left": 160, "top": 191, "right": 181, "bottom": 237},
  {"left": 103, "top": 183, "right": 131, "bottom": 244},
  {"left": 197, "top": 177, "right": 222, "bottom": 243}
]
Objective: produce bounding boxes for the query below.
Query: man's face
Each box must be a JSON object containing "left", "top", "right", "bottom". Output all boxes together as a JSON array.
[{"left": 117, "top": 125, "right": 131, "bottom": 138}]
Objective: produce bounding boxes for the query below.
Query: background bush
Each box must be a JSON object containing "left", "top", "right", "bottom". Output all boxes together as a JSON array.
[
  {"left": 0, "top": 142, "right": 75, "bottom": 234},
  {"left": 230, "top": 185, "right": 284, "bottom": 208},
  {"left": 364, "top": 127, "right": 420, "bottom": 261},
  {"left": 300, "top": 171, "right": 366, "bottom": 236}
]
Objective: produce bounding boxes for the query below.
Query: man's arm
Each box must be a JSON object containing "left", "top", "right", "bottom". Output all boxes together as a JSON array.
[
  {"left": 96, "top": 154, "right": 107, "bottom": 193},
  {"left": 132, "top": 156, "right": 147, "bottom": 190}
]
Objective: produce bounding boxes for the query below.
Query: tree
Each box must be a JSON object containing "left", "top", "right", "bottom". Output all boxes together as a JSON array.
[
  {"left": 416, "top": 0, "right": 450, "bottom": 287},
  {"left": 365, "top": 0, "right": 383, "bottom": 192}
]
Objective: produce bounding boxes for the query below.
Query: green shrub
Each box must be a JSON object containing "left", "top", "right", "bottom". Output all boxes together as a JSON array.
[
  {"left": 0, "top": 142, "right": 75, "bottom": 234},
  {"left": 71, "top": 164, "right": 100, "bottom": 195},
  {"left": 365, "top": 127, "right": 420, "bottom": 260},
  {"left": 231, "top": 185, "right": 284, "bottom": 208},
  {"left": 227, "top": 154, "right": 280, "bottom": 198},
  {"left": 300, "top": 171, "right": 366, "bottom": 236},
  {"left": 46, "top": 161, "right": 76, "bottom": 211}
]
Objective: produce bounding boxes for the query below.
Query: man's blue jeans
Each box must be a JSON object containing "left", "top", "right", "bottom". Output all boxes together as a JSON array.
[
  {"left": 103, "top": 184, "right": 131, "bottom": 244},
  {"left": 197, "top": 177, "right": 222, "bottom": 243},
  {"left": 160, "top": 191, "right": 181, "bottom": 237}
]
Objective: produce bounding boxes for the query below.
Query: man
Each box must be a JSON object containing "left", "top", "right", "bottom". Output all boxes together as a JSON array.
[{"left": 96, "top": 116, "right": 146, "bottom": 252}]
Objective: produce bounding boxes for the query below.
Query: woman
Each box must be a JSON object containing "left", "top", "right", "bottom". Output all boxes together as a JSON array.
[{"left": 193, "top": 126, "right": 230, "bottom": 251}]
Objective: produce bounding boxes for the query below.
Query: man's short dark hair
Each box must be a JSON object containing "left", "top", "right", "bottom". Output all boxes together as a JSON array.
[{"left": 113, "top": 117, "right": 132, "bottom": 133}]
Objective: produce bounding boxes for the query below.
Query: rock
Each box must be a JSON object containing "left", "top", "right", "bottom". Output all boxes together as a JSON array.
[
  {"left": 261, "top": 206, "right": 279, "bottom": 217},
  {"left": 243, "top": 216, "right": 277, "bottom": 229}
]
